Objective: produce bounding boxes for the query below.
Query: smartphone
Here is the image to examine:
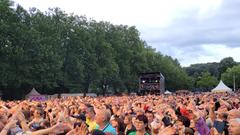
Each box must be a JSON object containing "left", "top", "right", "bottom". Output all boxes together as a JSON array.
[
  {"left": 162, "top": 116, "right": 172, "bottom": 127},
  {"left": 74, "top": 122, "right": 82, "bottom": 128}
]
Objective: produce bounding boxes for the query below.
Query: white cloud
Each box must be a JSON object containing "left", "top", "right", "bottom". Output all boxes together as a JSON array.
[
  {"left": 13, "top": 0, "right": 240, "bottom": 67},
  {"left": 178, "top": 44, "right": 240, "bottom": 67},
  {"left": 14, "top": 0, "right": 222, "bottom": 28}
]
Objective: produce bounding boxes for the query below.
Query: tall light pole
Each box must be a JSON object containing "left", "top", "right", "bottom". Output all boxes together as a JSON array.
[{"left": 233, "top": 73, "right": 236, "bottom": 92}]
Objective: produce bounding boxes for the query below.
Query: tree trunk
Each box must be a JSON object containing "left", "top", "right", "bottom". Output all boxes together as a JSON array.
[{"left": 83, "top": 83, "right": 89, "bottom": 97}]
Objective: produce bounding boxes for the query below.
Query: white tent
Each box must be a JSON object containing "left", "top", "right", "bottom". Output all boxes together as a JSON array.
[
  {"left": 212, "top": 80, "right": 232, "bottom": 93},
  {"left": 164, "top": 90, "right": 172, "bottom": 94},
  {"left": 25, "top": 88, "right": 45, "bottom": 101}
]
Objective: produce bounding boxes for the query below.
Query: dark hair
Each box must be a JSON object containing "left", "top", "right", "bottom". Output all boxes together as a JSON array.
[
  {"left": 113, "top": 117, "right": 125, "bottom": 134},
  {"left": 36, "top": 104, "right": 42, "bottom": 108},
  {"left": 73, "top": 122, "right": 82, "bottom": 128},
  {"left": 222, "top": 113, "right": 228, "bottom": 120},
  {"left": 48, "top": 109, "right": 52, "bottom": 113},
  {"left": 215, "top": 101, "right": 220, "bottom": 111},
  {"left": 185, "top": 127, "right": 194, "bottom": 135},
  {"left": 175, "top": 107, "right": 182, "bottom": 116},
  {"left": 136, "top": 114, "right": 149, "bottom": 132},
  {"left": 178, "top": 116, "right": 190, "bottom": 127},
  {"left": 136, "top": 115, "right": 148, "bottom": 125},
  {"left": 145, "top": 109, "right": 153, "bottom": 114},
  {"left": 213, "top": 98, "right": 217, "bottom": 102}
]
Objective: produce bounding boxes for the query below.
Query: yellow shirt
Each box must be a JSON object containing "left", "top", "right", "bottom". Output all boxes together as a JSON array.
[{"left": 86, "top": 118, "right": 99, "bottom": 132}]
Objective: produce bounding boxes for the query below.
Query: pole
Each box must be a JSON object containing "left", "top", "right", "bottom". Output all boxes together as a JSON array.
[{"left": 233, "top": 74, "right": 236, "bottom": 92}]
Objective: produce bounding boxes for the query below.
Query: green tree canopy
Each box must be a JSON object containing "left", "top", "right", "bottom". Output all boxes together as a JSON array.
[
  {"left": 221, "top": 65, "right": 240, "bottom": 90},
  {"left": 218, "top": 57, "right": 237, "bottom": 77},
  {"left": 196, "top": 72, "right": 218, "bottom": 89},
  {"left": 0, "top": 0, "right": 193, "bottom": 99}
]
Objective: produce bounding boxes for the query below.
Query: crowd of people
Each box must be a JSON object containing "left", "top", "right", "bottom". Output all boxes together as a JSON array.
[{"left": 0, "top": 92, "right": 240, "bottom": 135}]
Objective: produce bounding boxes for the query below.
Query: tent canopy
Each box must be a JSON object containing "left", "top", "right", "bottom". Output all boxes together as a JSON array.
[
  {"left": 26, "top": 88, "right": 41, "bottom": 97},
  {"left": 212, "top": 80, "right": 232, "bottom": 93},
  {"left": 25, "top": 88, "right": 46, "bottom": 101},
  {"left": 164, "top": 90, "right": 172, "bottom": 94}
]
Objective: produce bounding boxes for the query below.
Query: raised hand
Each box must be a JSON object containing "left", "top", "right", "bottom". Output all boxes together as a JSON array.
[
  {"left": 65, "top": 128, "right": 77, "bottom": 135},
  {"left": 50, "top": 123, "right": 71, "bottom": 134},
  {"left": 79, "top": 122, "right": 89, "bottom": 135},
  {"left": 66, "top": 122, "right": 89, "bottom": 135},
  {"left": 209, "top": 101, "right": 215, "bottom": 110},
  {"left": 192, "top": 109, "right": 201, "bottom": 121},
  {"left": 17, "top": 110, "right": 26, "bottom": 121},
  {"left": 5, "top": 119, "right": 18, "bottom": 129}
]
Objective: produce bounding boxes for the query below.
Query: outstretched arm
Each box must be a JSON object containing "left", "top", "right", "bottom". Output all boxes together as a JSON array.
[
  {"left": 31, "top": 123, "right": 71, "bottom": 135},
  {"left": 209, "top": 102, "right": 216, "bottom": 122},
  {"left": 0, "top": 119, "right": 17, "bottom": 135}
]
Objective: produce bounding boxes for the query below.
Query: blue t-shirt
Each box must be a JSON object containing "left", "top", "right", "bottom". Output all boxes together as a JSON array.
[{"left": 99, "top": 123, "right": 117, "bottom": 135}]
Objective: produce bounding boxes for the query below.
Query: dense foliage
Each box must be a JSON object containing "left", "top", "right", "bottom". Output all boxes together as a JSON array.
[
  {"left": 185, "top": 57, "right": 239, "bottom": 91},
  {"left": 221, "top": 65, "right": 240, "bottom": 90},
  {"left": 0, "top": 0, "right": 193, "bottom": 99},
  {"left": 1, "top": 0, "right": 239, "bottom": 99}
]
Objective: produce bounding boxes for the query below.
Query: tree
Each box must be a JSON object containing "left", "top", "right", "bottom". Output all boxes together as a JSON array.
[
  {"left": 196, "top": 72, "right": 218, "bottom": 90},
  {"left": 0, "top": 1, "right": 34, "bottom": 99},
  {"left": 0, "top": 0, "right": 201, "bottom": 99},
  {"left": 218, "top": 57, "right": 237, "bottom": 78},
  {"left": 221, "top": 65, "right": 240, "bottom": 90},
  {"left": 185, "top": 63, "right": 219, "bottom": 78}
]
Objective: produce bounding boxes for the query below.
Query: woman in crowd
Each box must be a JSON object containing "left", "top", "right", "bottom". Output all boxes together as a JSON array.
[
  {"left": 124, "top": 114, "right": 136, "bottom": 135},
  {"left": 111, "top": 116, "right": 125, "bottom": 135}
]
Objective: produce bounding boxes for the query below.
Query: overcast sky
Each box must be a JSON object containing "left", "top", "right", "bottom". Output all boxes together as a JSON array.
[{"left": 13, "top": 0, "right": 240, "bottom": 67}]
